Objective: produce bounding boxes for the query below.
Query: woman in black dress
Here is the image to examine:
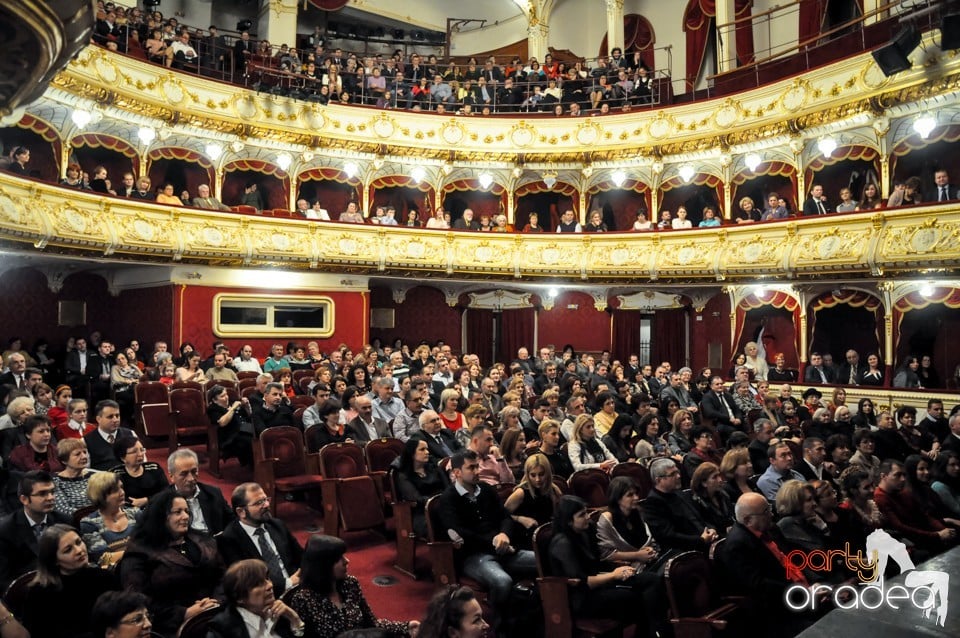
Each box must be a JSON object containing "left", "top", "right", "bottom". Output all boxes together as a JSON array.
[
  {"left": 111, "top": 434, "right": 168, "bottom": 508},
  {"left": 395, "top": 437, "right": 446, "bottom": 538},
  {"left": 206, "top": 384, "right": 254, "bottom": 467},
  {"left": 504, "top": 453, "right": 562, "bottom": 549}
]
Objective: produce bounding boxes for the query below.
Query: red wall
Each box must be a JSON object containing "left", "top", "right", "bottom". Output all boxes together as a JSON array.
[
  {"left": 173, "top": 284, "right": 368, "bottom": 358},
  {"left": 537, "top": 291, "right": 611, "bottom": 354},
  {"left": 369, "top": 285, "right": 462, "bottom": 350},
  {"left": 0, "top": 266, "right": 174, "bottom": 356},
  {"left": 689, "top": 292, "right": 731, "bottom": 372}
]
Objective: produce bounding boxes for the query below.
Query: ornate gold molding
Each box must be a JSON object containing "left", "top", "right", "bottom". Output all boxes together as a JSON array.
[{"left": 1, "top": 172, "right": 957, "bottom": 284}]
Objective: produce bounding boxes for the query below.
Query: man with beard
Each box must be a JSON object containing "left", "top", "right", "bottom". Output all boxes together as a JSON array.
[{"left": 217, "top": 482, "right": 303, "bottom": 597}]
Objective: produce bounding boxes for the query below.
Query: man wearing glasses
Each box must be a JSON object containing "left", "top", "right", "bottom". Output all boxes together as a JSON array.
[
  {"left": 217, "top": 482, "right": 303, "bottom": 597},
  {"left": 642, "top": 458, "right": 718, "bottom": 553},
  {"left": 0, "top": 470, "right": 73, "bottom": 590},
  {"left": 412, "top": 410, "right": 461, "bottom": 464}
]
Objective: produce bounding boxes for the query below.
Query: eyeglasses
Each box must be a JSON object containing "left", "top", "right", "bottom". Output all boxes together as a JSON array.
[
  {"left": 120, "top": 612, "right": 152, "bottom": 626},
  {"left": 249, "top": 497, "right": 271, "bottom": 508}
]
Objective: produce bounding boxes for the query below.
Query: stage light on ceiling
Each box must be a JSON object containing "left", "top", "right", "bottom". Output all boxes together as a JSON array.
[
  {"left": 745, "top": 153, "right": 761, "bottom": 172},
  {"left": 913, "top": 116, "right": 937, "bottom": 139},
  {"left": 275, "top": 152, "right": 292, "bottom": 171},
  {"left": 205, "top": 143, "right": 223, "bottom": 160},
  {"left": 343, "top": 162, "right": 359, "bottom": 178},
  {"left": 678, "top": 164, "right": 696, "bottom": 183},
  {"left": 611, "top": 169, "right": 627, "bottom": 187},
  {"left": 478, "top": 173, "right": 494, "bottom": 189},
  {"left": 817, "top": 137, "right": 837, "bottom": 157},
  {"left": 137, "top": 126, "right": 156, "bottom": 145},
  {"left": 410, "top": 165, "right": 426, "bottom": 183},
  {"left": 71, "top": 108, "right": 92, "bottom": 129}
]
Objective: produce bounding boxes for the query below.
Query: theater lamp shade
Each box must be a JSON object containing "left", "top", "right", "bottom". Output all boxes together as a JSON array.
[
  {"left": 942, "top": 14, "right": 960, "bottom": 51},
  {"left": 871, "top": 25, "right": 921, "bottom": 77}
]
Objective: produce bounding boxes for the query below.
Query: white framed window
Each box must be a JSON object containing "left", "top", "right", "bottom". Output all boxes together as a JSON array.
[{"left": 213, "top": 293, "right": 334, "bottom": 338}]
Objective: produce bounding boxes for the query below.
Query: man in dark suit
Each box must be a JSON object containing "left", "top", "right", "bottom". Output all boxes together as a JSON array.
[
  {"left": 942, "top": 413, "right": 960, "bottom": 455},
  {"left": 930, "top": 169, "right": 960, "bottom": 203},
  {"left": 411, "top": 410, "right": 461, "bottom": 464},
  {"left": 84, "top": 400, "right": 137, "bottom": 470},
  {"left": 803, "top": 352, "right": 835, "bottom": 384},
  {"left": 802, "top": 183, "right": 832, "bottom": 216},
  {"left": 168, "top": 448, "right": 234, "bottom": 535},
  {"left": 64, "top": 336, "right": 89, "bottom": 395},
  {"left": 347, "top": 395, "right": 393, "bottom": 445},
  {"left": 641, "top": 458, "right": 718, "bottom": 553},
  {"left": 0, "top": 352, "right": 27, "bottom": 388},
  {"left": 252, "top": 382, "right": 294, "bottom": 435},
  {"left": 0, "top": 471, "right": 73, "bottom": 591},
  {"left": 837, "top": 349, "right": 863, "bottom": 386},
  {"left": 700, "top": 376, "right": 745, "bottom": 442},
  {"left": 233, "top": 30, "right": 253, "bottom": 75},
  {"left": 217, "top": 483, "right": 302, "bottom": 597},
  {"left": 86, "top": 340, "right": 115, "bottom": 405},
  {"left": 715, "top": 492, "right": 817, "bottom": 635}
]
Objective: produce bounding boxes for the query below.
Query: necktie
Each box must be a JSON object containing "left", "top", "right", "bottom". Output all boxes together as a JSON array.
[
  {"left": 941, "top": 187, "right": 948, "bottom": 202},
  {"left": 255, "top": 527, "right": 285, "bottom": 587},
  {"left": 33, "top": 522, "right": 45, "bottom": 540},
  {"left": 849, "top": 367, "right": 857, "bottom": 384},
  {"left": 107, "top": 434, "right": 115, "bottom": 444},
  {"left": 16, "top": 375, "right": 23, "bottom": 389},
  {"left": 817, "top": 201, "right": 825, "bottom": 214},
  {"left": 435, "top": 434, "right": 452, "bottom": 457},
  {"left": 818, "top": 368, "right": 827, "bottom": 384}
]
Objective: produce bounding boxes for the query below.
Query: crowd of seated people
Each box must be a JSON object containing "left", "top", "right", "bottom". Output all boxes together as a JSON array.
[{"left": 0, "top": 328, "right": 960, "bottom": 635}]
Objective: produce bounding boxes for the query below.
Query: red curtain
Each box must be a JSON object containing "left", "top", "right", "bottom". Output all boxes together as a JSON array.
[
  {"left": 612, "top": 310, "right": 645, "bottom": 362},
  {"left": 684, "top": 0, "right": 754, "bottom": 89},
  {"left": 498, "top": 308, "right": 535, "bottom": 364},
  {"left": 306, "top": 0, "right": 348, "bottom": 10},
  {"left": 651, "top": 308, "right": 687, "bottom": 369},
  {"left": 599, "top": 14, "right": 656, "bottom": 71},
  {"left": 799, "top": 0, "right": 827, "bottom": 45},
  {"left": 466, "top": 308, "right": 494, "bottom": 364}
]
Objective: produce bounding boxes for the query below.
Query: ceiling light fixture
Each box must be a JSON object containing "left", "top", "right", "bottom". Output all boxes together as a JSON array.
[
  {"left": 71, "top": 109, "right": 92, "bottom": 129},
  {"left": 611, "top": 169, "right": 627, "bottom": 187},
  {"left": 205, "top": 143, "right": 223, "bottom": 160},
  {"left": 913, "top": 116, "right": 937, "bottom": 139},
  {"left": 137, "top": 126, "right": 156, "bottom": 145},
  {"left": 679, "top": 164, "right": 696, "bottom": 183},
  {"left": 817, "top": 137, "right": 837, "bottom": 157},
  {"left": 410, "top": 165, "right": 426, "bottom": 183},
  {"left": 745, "top": 153, "right": 761, "bottom": 172},
  {"left": 478, "top": 173, "right": 494, "bottom": 189},
  {"left": 343, "top": 161, "right": 359, "bottom": 178},
  {"left": 275, "top": 152, "right": 292, "bottom": 171}
]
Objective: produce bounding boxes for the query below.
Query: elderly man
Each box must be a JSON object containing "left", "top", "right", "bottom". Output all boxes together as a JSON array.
[
  {"left": 452, "top": 208, "right": 481, "bottom": 231},
  {"left": 715, "top": 492, "right": 815, "bottom": 634},
  {"left": 412, "top": 409, "right": 461, "bottom": 463},
  {"left": 748, "top": 418, "right": 776, "bottom": 473},
  {"left": 642, "top": 458, "right": 718, "bottom": 552},
  {"left": 838, "top": 349, "right": 862, "bottom": 386},
  {"left": 658, "top": 372, "right": 699, "bottom": 415},
  {"left": 348, "top": 394, "right": 392, "bottom": 445},
  {"left": 0, "top": 353, "right": 27, "bottom": 389},
  {"left": 479, "top": 377, "right": 503, "bottom": 418},
  {"left": 192, "top": 184, "right": 231, "bottom": 210},
  {"left": 756, "top": 442, "right": 804, "bottom": 501},
  {"left": 168, "top": 448, "right": 234, "bottom": 535}
]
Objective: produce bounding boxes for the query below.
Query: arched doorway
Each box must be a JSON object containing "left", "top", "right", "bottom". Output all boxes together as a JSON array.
[
  {"left": 70, "top": 133, "right": 139, "bottom": 185},
  {"left": 296, "top": 168, "right": 362, "bottom": 217},
  {"left": 369, "top": 176, "right": 435, "bottom": 225},
  {"left": 659, "top": 173, "right": 722, "bottom": 224},
  {"left": 515, "top": 180, "right": 578, "bottom": 231},
  {"left": 804, "top": 145, "right": 880, "bottom": 207},
  {"left": 146, "top": 147, "right": 215, "bottom": 201},
  {"left": 731, "top": 161, "right": 798, "bottom": 215},
  {"left": 222, "top": 159, "right": 290, "bottom": 210},
  {"left": 1, "top": 114, "right": 61, "bottom": 181},
  {"left": 441, "top": 179, "right": 507, "bottom": 225},
  {"left": 587, "top": 179, "right": 650, "bottom": 231},
  {"left": 808, "top": 290, "right": 883, "bottom": 375},
  {"left": 733, "top": 290, "right": 800, "bottom": 373},
  {"left": 894, "top": 287, "right": 960, "bottom": 390}
]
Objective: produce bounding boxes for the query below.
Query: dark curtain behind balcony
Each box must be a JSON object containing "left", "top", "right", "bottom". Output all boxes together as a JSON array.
[
  {"left": 466, "top": 308, "right": 494, "bottom": 364},
  {"left": 497, "top": 308, "right": 535, "bottom": 364},
  {"left": 612, "top": 310, "right": 645, "bottom": 361},
  {"left": 683, "top": 0, "right": 754, "bottom": 90},
  {"left": 651, "top": 308, "right": 687, "bottom": 370}
]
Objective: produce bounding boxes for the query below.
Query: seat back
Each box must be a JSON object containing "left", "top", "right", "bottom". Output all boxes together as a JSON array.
[
  {"left": 611, "top": 462, "right": 654, "bottom": 498},
  {"left": 553, "top": 476, "right": 570, "bottom": 494},
  {"left": 532, "top": 522, "right": 554, "bottom": 577},
  {"left": 292, "top": 369, "right": 313, "bottom": 384},
  {"left": 664, "top": 551, "right": 717, "bottom": 619},
  {"left": 134, "top": 381, "right": 169, "bottom": 406},
  {"left": 569, "top": 468, "right": 610, "bottom": 508},
  {"left": 176, "top": 603, "right": 220, "bottom": 638},
  {"left": 169, "top": 388, "right": 207, "bottom": 428},
  {"left": 319, "top": 442, "right": 367, "bottom": 478},
  {"left": 365, "top": 437, "right": 404, "bottom": 473},
  {"left": 213, "top": 379, "right": 237, "bottom": 391},
  {"left": 425, "top": 494, "right": 444, "bottom": 543},
  {"left": 171, "top": 381, "right": 204, "bottom": 392},
  {"left": 3, "top": 570, "right": 36, "bottom": 618},
  {"left": 259, "top": 426, "right": 307, "bottom": 478},
  {"left": 291, "top": 396, "right": 314, "bottom": 410},
  {"left": 140, "top": 402, "right": 173, "bottom": 437},
  {"left": 338, "top": 476, "right": 386, "bottom": 530},
  {"left": 237, "top": 371, "right": 260, "bottom": 381}
]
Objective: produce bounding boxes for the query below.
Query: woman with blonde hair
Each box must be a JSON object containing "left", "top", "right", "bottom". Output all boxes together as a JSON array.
[
  {"left": 81, "top": 471, "right": 140, "bottom": 566},
  {"left": 438, "top": 387, "right": 466, "bottom": 432},
  {"left": 776, "top": 480, "right": 829, "bottom": 551},
  {"left": 505, "top": 453, "right": 563, "bottom": 549},
  {"left": 720, "top": 447, "right": 756, "bottom": 502},
  {"left": 743, "top": 341, "right": 768, "bottom": 381},
  {"left": 567, "top": 414, "right": 618, "bottom": 472},
  {"left": 53, "top": 438, "right": 95, "bottom": 516},
  {"left": 666, "top": 409, "right": 695, "bottom": 456}
]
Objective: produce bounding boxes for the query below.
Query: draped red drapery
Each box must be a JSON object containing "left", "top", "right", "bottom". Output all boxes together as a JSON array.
[
  {"left": 809, "top": 290, "right": 884, "bottom": 363},
  {"left": 612, "top": 310, "right": 646, "bottom": 362},
  {"left": 599, "top": 14, "right": 656, "bottom": 71},
  {"left": 651, "top": 308, "right": 687, "bottom": 370},
  {"left": 734, "top": 291, "right": 800, "bottom": 368},
  {"left": 684, "top": 0, "right": 754, "bottom": 90},
  {"left": 466, "top": 308, "right": 495, "bottom": 364},
  {"left": 498, "top": 308, "right": 536, "bottom": 364}
]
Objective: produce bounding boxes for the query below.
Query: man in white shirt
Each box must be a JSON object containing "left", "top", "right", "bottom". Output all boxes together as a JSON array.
[
  {"left": 233, "top": 345, "right": 263, "bottom": 373},
  {"left": 347, "top": 395, "right": 392, "bottom": 445}
]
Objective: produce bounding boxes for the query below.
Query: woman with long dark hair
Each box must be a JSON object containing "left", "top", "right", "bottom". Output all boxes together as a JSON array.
[
  {"left": 288, "top": 534, "right": 418, "bottom": 637},
  {"left": 932, "top": 451, "right": 960, "bottom": 518},
  {"left": 418, "top": 586, "right": 488, "bottom": 638},
  {"left": 395, "top": 437, "right": 446, "bottom": 538},
  {"left": 596, "top": 476, "right": 659, "bottom": 568},
  {"left": 550, "top": 495, "right": 665, "bottom": 635},
  {"left": 119, "top": 490, "right": 222, "bottom": 636},
  {"left": 22, "top": 525, "right": 117, "bottom": 638}
]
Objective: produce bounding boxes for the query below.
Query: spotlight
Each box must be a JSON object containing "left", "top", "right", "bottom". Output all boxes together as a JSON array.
[
  {"left": 547, "top": 287, "right": 559, "bottom": 299},
  {"left": 913, "top": 116, "right": 936, "bottom": 139},
  {"left": 919, "top": 282, "right": 935, "bottom": 297},
  {"left": 374, "top": 27, "right": 386, "bottom": 39},
  {"left": 343, "top": 162, "right": 359, "bottom": 178},
  {"left": 392, "top": 28, "right": 405, "bottom": 40},
  {"left": 745, "top": 153, "right": 761, "bottom": 172},
  {"left": 678, "top": 165, "right": 695, "bottom": 183},
  {"left": 71, "top": 108, "right": 92, "bottom": 129},
  {"left": 137, "top": 126, "right": 156, "bottom": 145},
  {"left": 817, "top": 137, "right": 837, "bottom": 157},
  {"left": 413, "top": 30, "right": 425, "bottom": 41},
  {"left": 205, "top": 143, "right": 223, "bottom": 160},
  {"left": 871, "top": 25, "right": 920, "bottom": 77}
]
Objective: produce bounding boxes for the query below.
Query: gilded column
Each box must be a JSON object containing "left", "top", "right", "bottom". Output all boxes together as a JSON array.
[
  {"left": 527, "top": 22, "right": 549, "bottom": 63},
  {"left": 650, "top": 160, "right": 663, "bottom": 225},
  {"left": 790, "top": 137, "right": 805, "bottom": 206},
  {"left": 214, "top": 167, "right": 224, "bottom": 200},
  {"left": 605, "top": 0, "right": 625, "bottom": 54},
  {"left": 258, "top": 0, "right": 298, "bottom": 48},
  {"left": 720, "top": 154, "right": 732, "bottom": 220}
]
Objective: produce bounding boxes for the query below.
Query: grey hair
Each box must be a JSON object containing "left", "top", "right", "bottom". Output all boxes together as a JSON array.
[
  {"left": 753, "top": 418, "right": 773, "bottom": 433},
  {"left": 167, "top": 448, "right": 199, "bottom": 474},
  {"left": 649, "top": 458, "right": 677, "bottom": 480}
]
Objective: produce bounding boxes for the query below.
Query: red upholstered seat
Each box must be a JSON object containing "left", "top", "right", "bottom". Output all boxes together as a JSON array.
[
  {"left": 569, "top": 468, "right": 610, "bottom": 508},
  {"left": 318, "top": 443, "right": 385, "bottom": 537},
  {"left": 611, "top": 462, "right": 654, "bottom": 499},
  {"left": 169, "top": 387, "right": 211, "bottom": 458},
  {"left": 664, "top": 550, "right": 744, "bottom": 637},
  {"left": 255, "top": 426, "right": 323, "bottom": 516}
]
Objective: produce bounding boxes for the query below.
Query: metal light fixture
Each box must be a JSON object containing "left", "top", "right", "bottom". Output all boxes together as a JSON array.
[
  {"left": 678, "top": 164, "right": 696, "bottom": 183},
  {"left": 137, "top": 126, "right": 156, "bottom": 145},
  {"left": 410, "top": 165, "right": 426, "bottom": 183},
  {"left": 817, "top": 137, "right": 837, "bottom": 157},
  {"left": 478, "top": 173, "right": 494, "bottom": 189},
  {"left": 205, "top": 143, "right": 223, "bottom": 160},
  {"left": 745, "top": 153, "right": 761, "bottom": 172},
  {"left": 913, "top": 116, "right": 937, "bottom": 139},
  {"left": 343, "top": 161, "right": 359, "bottom": 178},
  {"left": 71, "top": 108, "right": 92, "bottom": 129},
  {"left": 611, "top": 170, "right": 627, "bottom": 187},
  {"left": 542, "top": 171, "right": 557, "bottom": 188},
  {"left": 275, "top": 152, "right": 292, "bottom": 171}
]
